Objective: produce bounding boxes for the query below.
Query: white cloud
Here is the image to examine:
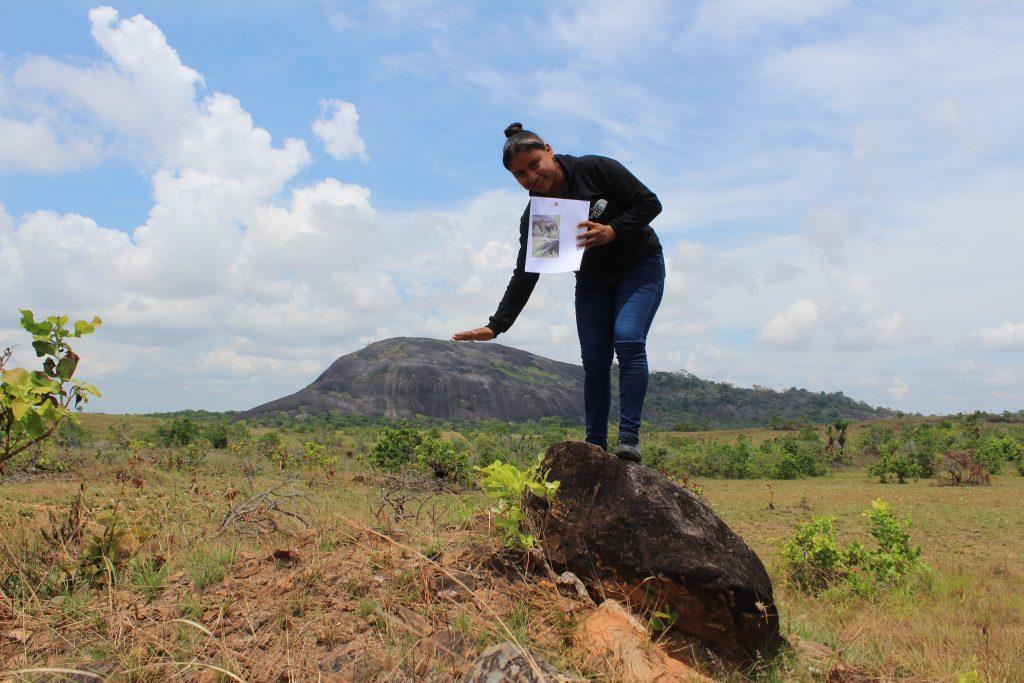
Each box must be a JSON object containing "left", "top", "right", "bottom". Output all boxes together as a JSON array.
[
  {"left": 3, "top": 4, "right": 1023, "bottom": 416},
  {"left": 757, "top": 300, "right": 819, "bottom": 349},
  {"left": 312, "top": 99, "right": 368, "bottom": 161},
  {"left": 970, "top": 321, "right": 1024, "bottom": 351},
  {"left": 0, "top": 118, "right": 100, "bottom": 173},
  {"left": 887, "top": 376, "right": 909, "bottom": 399}
]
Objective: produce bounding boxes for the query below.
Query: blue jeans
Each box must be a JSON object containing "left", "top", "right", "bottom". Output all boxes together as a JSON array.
[{"left": 575, "top": 252, "right": 665, "bottom": 450}]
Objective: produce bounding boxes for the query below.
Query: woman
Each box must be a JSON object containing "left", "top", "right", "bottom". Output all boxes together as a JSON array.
[{"left": 453, "top": 123, "right": 664, "bottom": 462}]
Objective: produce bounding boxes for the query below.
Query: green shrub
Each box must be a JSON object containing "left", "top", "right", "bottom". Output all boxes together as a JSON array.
[
  {"left": 154, "top": 417, "right": 200, "bottom": 447},
  {"left": 475, "top": 456, "right": 559, "bottom": 549},
  {"left": 868, "top": 443, "right": 922, "bottom": 483},
  {"left": 302, "top": 440, "right": 337, "bottom": 469},
  {"left": 57, "top": 418, "right": 88, "bottom": 447},
  {"left": 367, "top": 421, "right": 423, "bottom": 472},
  {"left": 256, "top": 431, "right": 283, "bottom": 458},
  {"left": 416, "top": 437, "right": 470, "bottom": 482},
  {"left": 756, "top": 428, "right": 827, "bottom": 479},
  {"left": 204, "top": 421, "right": 231, "bottom": 449},
  {"left": 182, "top": 442, "right": 205, "bottom": 468},
  {"left": 858, "top": 498, "right": 922, "bottom": 585},
  {"left": 781, "top": 499, "right": 924, "bottom": 595},
  {"left": 780, "top": 515, "right": 851, "bottom": 591},
  {"left": 976, "top": 435, "right": 1020, "bottom": 475}
]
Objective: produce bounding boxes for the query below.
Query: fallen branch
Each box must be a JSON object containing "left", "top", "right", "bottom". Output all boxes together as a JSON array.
[{"left": 215, "top": 476, "right": 309, "bottom": 536}]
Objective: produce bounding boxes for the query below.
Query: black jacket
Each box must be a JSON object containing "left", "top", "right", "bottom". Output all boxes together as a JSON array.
[{"left": 485, "top": 154, "right": 663, "bottom": 336}]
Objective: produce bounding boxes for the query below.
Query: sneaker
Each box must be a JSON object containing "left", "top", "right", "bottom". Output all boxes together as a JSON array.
[{"left": 614, "top": 434, "right": 641, "bottom": 463}]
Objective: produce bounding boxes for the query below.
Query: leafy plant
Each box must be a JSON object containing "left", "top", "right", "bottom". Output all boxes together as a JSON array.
[
  {"left": 781, "top": 499, "right": 924, "bottom": 595},
  {"left": 80, "top": 510, "right": 151, "bottom": 586},
  {"left": 153, "top": 417, "right": 200, "bottom": 447},
  {"left": 780, "top": 515, "right": 851, "bottom": 591},
  {"left": 302, "top": 440, "right": 337, "bottom": 469},
  {"left": 415, "top": 436, "right": 470, "bottom": 482},
  {"left": 367, "top": 420, "right": 423, "bottom": 471},
  {"left": 976, "top": 435, "right": 1019, "bottom": 475},
  {"left": 475, "top": 456, "right": 559, "bottom": 549},
  {"left": 1, "top": 310, "right": 101, "bottom": 473},
  {"left": 868, "top": 443, "right": 922, "bottom": 483}
]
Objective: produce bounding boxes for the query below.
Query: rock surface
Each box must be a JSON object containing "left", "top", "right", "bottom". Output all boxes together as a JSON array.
[
  {"left": 461, "top": 642, "right": 577, "bottom": 683},
  {"left": 243, "top": 337, "right": 584, "bottom": 423},
  {"left": 241, "top": 336, "right": 893, "bottom": 426},
  {"left": 528, "top": 441, "right": 781, "bottom": 660},
  {"left": 576, "top": 600, "right": 713, "bottom": 682}
]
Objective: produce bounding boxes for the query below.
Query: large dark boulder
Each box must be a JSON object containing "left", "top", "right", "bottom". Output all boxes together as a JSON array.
[{"left": 527, "top": 441, "right": 781, "bottom": 660}]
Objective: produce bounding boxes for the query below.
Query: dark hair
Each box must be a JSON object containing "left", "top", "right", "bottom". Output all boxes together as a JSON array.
[{"left": 502, "top": 122, "right": 546, "bottom": 169}]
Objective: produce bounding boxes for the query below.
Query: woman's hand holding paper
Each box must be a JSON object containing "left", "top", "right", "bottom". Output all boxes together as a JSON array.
[{"left": 576, "top": 221, "right": 616, "bottom": 249}]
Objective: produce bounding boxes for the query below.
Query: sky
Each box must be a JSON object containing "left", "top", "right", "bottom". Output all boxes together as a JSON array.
[{"left": 1, "top": 1, "right": 1022, "bottom": 415}]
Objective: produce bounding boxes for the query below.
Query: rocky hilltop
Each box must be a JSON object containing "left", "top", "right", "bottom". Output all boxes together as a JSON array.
[
  {"left": 243, "top": 337, "right": 583, "bottom": 423},
  {"left": 243, "top": 337, "right": 894, "bottom": 426}
]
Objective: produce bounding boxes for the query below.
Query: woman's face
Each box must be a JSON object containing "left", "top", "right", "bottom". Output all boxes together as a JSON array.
[{"left": 508, "top": 145, "right": 563, "bottom": 195}]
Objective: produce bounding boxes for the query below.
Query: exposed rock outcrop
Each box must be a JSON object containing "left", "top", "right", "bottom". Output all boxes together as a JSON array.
[
  {"left": 243, "top": 338, "right": 584, "bottom": 423},
  {"left": 575, "top": 600, "right": 712, "bottom": 682},
  {"left": 527, "top": 441, "right": 781, "bottom": 660},
  {"left": 241, "top": 336, "right": 893, "bottom": 427}
]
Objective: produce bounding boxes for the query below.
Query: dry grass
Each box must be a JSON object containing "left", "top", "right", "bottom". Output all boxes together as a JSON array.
[
  {"left": 1, "top": 427, "right": 1021, "bottom": 680},
  {"left": 705, "top": 470, "right": 1024, "bottom": 681}
]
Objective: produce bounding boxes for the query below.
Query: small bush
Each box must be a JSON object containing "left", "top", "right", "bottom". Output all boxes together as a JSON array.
[
  {"left": 868, "top": 443, "right": 922, "bottom": 483},
  {"left": 780, "top": 515, "right": 851, "bottom": 591},
  {"left": 475, "top": 456, "right": 559, "bottom": 549},
  {"left": 781, "top": 499, "right": 924, "bottom": 595},
  {"left": 416, "top": 437, "right": 470, "bottom": 482},
  {"left": 256, "top": 431, "right": 283, "bottom": 457},
  {"left": 302, "top": 440, "right": 337, "bottom": 469},
  {"left": 367, "top": 421, "right": 423, "bottom": 472},
  {"left": 57, "top": 418, "right": 88, "bottom": 447},
  {"left": 154, "top": 417, "right": 200, "bottom": 447},
  {"left": 976, "top": 435, "right": 1020, "bottom": 475},
  {"left": 943, "top": 449, "right": 990, "bottom": 486}
]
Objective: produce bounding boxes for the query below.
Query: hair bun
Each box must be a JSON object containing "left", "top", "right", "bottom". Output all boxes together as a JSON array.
[{"left": 504, "top": 122, "right": 523, "bottom": 138}]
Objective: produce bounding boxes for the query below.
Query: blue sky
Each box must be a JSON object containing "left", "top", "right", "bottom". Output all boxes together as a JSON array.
[{"left": 1, "top": 1, "right": 1022, "bottom": 415}]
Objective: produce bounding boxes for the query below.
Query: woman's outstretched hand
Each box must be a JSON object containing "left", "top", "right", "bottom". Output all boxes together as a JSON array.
[
  {"left": 577, "top": 221, "right": 616, "bottom": 248},
  {"left": 452, "top": 327, "right": 495, "bottom": 341}
]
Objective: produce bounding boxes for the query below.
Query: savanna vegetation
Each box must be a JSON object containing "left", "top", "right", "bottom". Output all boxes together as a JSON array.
[{"left": 2, "top": 312, "right": 1023, "bottom": 680}]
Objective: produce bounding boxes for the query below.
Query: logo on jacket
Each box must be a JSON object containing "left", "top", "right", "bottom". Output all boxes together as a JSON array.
[{"left": 589, "top": 199, "right": 608, "bottom": 220}]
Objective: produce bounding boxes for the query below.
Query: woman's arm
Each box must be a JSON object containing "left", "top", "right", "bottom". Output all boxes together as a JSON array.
[
  {"left": 484, "top": 206, "right": 539, "bottom": 336},
  {"left": 595, "top": 157, "right": 662, "bottom": 240},
  {"left": 453, "top": 205, "right": 538, "bottom": 340}
]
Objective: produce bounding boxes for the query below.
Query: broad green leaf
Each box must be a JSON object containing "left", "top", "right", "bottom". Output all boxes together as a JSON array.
[
  {"left": 56, "top": 351, "right": 80, "bottom": 380},
  {"left": 11, "top": 399, "right": 29, "bottom": 420},
  {"left": 22, "top": 409, "right": 46, "bottom": 437},
  {"left": 75, "top": 382, "right": 101, "bottom": 398},
  {"left": 2, "top": 368, "right": 30, "bottom": 385},
  {"left": 31, "top": 340, "right": 56, "bottom": 357}
]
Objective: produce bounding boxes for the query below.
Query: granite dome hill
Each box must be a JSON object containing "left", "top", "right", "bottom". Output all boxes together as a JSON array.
[{"left": 243, "top": 337, "right": 894, "bottom": 428}]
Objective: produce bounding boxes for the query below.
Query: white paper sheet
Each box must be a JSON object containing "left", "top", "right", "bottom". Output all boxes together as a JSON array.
[{"left": 524, "top": 196, "right": 589, "bottom": 273}]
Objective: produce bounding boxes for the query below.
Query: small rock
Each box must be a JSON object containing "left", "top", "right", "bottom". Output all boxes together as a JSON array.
[
  {"left": 462, "top": 642, "right": 579, "bottom": 682},
  {"left": 5, "top": 628, "right": 30, "bottom": 643},
  {"left": 575, "top": 600, "right": 712, "bottom": 682}
]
